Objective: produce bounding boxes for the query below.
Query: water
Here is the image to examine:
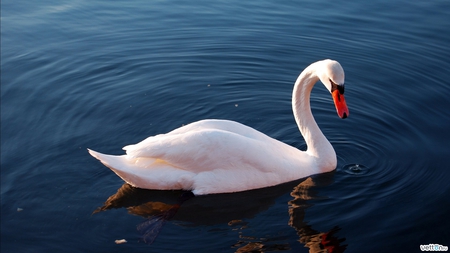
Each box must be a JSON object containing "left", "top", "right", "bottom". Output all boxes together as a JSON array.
[{"left": 2, "top": 0, "right": 450, "bottom": 252}]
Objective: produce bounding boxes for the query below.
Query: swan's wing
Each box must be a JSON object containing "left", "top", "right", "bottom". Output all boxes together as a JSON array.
[
  {"left": 123, "top": 128, "right": 280, "bottom": 173},
  {"left": 124, "top": 119, "right": 309, "bottom": 173},
  {"left": 164, "top": 119, "right": 271, "bottom": 141}
]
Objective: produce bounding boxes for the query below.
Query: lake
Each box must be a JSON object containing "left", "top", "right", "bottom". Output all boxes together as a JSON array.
[{"left": 2, "top": 0, "right": 450, "bottom": 252}]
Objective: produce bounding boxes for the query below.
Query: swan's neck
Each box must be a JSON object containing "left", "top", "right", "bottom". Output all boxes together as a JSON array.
[{"left": 292, "top": 64, "right": 336, "bottom": 170}]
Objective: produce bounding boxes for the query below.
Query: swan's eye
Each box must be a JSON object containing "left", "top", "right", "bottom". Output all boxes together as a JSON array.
[{"left": 330, "top": 79, "right": 345, "bottom": 94}]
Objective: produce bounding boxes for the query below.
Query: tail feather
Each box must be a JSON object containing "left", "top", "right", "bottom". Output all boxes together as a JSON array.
[
  {"left": 87, "top": 149, "right": 195, "bottom": 191},
  {"left": 88, "top": 149, "right": 128, "bottom": 168},
  {"left": 88, "top": 148, "right": 152, "bottom": 188}
]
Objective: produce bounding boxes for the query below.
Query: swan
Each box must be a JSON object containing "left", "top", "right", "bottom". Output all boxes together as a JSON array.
[{"left": 88, "top": 59, "right": 349, "bottom": 195}]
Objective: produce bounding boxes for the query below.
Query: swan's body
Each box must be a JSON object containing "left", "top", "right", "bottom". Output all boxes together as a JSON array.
[{"left": 88, "top": 59, "right": 349, "bottom": 195}]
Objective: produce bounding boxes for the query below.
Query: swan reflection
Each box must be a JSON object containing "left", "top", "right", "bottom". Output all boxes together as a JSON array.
[
  {"left": 289, "top": 177, "right": 347, "bottom": 253},
  {"left": 94, "top": 173, "right": 346, "bottom": 252}
]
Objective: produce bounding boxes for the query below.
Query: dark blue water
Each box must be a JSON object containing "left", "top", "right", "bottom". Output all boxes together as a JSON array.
[{"left": 2, "top": 0, "right": 450, "bottom": 252}]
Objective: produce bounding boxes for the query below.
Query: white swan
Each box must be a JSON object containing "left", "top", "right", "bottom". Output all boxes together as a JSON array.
[{"left": 88, "top": 59, "right": 349, "bottom": 195}]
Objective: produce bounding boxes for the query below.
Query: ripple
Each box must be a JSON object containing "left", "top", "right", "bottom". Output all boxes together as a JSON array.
[
  {"left": 3, "top": 0, "right": 450, "bottom": 252},
  {"left": 342, "top": 164, "right": 370, "bottom": 176}
]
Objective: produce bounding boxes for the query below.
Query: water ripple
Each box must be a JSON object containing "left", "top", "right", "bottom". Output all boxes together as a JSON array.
[{"left": 3, "top": 0, "right": 450, "bottom": 252}]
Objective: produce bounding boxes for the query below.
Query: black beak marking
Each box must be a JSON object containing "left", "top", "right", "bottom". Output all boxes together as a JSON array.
[{"left": 330, "top": 79, "right": 345, "bottom": 94}]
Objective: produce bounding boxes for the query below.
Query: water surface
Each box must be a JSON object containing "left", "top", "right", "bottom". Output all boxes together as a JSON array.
[{"left": 2, "top": 0, "right": 450, "bottom": 252}]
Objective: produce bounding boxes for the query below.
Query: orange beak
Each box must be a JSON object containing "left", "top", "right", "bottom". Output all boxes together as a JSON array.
[{"left": 332, "top": 89, "right": 349, "bottom": 119}]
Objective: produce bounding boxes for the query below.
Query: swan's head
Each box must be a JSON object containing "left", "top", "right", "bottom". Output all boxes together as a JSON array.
[{"left": 317, "top": 59, "right": 349, "bottom": 119}]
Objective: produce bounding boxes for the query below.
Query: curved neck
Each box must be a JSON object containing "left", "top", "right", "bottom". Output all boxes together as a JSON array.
[{"left": 292, "top": 63, "right": 335, "bottom": 167}]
